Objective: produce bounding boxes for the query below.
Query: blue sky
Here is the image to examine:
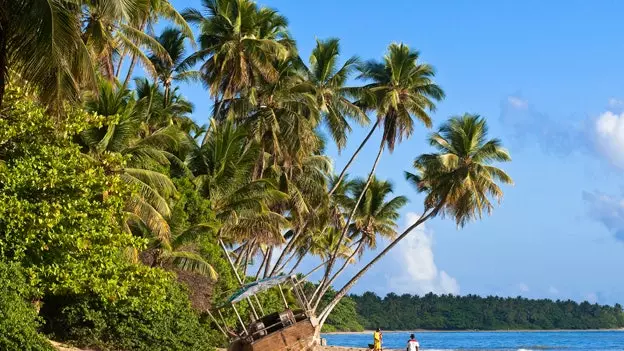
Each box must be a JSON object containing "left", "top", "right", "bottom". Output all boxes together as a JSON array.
[{"left": 167, "top": 0, "right": 624, "bottom": 305}]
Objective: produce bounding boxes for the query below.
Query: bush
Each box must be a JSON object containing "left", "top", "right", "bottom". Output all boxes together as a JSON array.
[
  {"left": 0, "top": 262, "right": 55, "bottom": 351},
  {"left": 42, "top": 273, "right": 215, "bottom": 351}
]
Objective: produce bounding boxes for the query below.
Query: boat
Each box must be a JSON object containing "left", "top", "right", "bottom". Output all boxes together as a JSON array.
[{"left": 206, "top": 275, "right": 318, "bottom": 351}]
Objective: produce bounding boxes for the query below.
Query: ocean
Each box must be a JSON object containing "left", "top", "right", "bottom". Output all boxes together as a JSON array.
[{"left": 322, "top": 330, "right": 624, "bottom": 351}]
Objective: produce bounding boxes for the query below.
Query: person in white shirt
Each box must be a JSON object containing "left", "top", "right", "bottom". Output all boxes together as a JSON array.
[{"left": 406, "top": 333, "right": 419, "bottom": 351}]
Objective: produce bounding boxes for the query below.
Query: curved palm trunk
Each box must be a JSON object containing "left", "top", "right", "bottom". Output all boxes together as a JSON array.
[
  {"left": 269, "top": 225, "right": 304, "bottom": 277},
  {"left": 121, "top": 20, "right": 147, "bottom": 89},
  {"left": 316, "top": 137, "right": 385, "bottom": 310},
  {"left": 317, "top": 208, "right": 440, "bottom": 327},
  {"left": 287, "top": 253, "right": 306, "bottom": 276},
  {"left": 328, "top": 119, "right": 379, "bottom": 196},
  {"left": 313, "top": 239, "right": 364, "bottom": 309}
]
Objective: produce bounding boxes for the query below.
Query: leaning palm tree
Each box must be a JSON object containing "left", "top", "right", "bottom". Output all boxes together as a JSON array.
[
  {"left": 311, "top": 176, "right": 407, "bottom": 307},
  {"left": 316, "top": 113, "right": 513, "bottom": 329},
  {"left": 149, "top": 27, "right": 201, "bottom": 103},
  {"left": 0, "top": 0, "right": 95, "bottom": 107},
  {"left": 320, "top": 43, "right": 444, "bottom": 295}
]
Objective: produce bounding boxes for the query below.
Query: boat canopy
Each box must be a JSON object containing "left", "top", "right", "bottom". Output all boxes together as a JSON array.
[{"left": 227, "top": 275, "right": 294, "bottom": 304}]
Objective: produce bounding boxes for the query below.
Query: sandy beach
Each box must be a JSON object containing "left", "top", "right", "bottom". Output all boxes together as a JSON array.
[{"left": 320, "top": 348, "right": 389, "bottom": 351}]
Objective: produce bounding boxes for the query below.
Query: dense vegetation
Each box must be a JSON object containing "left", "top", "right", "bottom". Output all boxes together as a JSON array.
[
  {"left": 348, "top": 292, "right": 624, "bottom": 331},
  {"left": 0, "top": 0, "right": 514, "bottom": 349}
]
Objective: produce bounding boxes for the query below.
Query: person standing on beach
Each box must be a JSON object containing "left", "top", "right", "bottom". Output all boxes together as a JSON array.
[
  {"left": 406, "top": 334, "right": 419, "bottom": 351},
  {"left": 373, "top": 328, "right": 382, "bottom": 350}
]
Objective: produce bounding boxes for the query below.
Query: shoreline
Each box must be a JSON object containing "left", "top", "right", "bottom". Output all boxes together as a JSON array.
[{"left": 324, "top": 328, "right": 624, "bottom": 335}]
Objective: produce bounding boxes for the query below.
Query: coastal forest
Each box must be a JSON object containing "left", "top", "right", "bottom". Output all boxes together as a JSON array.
[
  {"left": 326, "top": 292, "right": 624, "bottom": 331},
  {"left": 0, "top": 0, "right": 526, "bottom": 350}
]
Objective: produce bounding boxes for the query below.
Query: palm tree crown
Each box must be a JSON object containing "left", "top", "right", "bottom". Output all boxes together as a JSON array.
[
  {"left": 357, "top": 43, "right": 445, "bottom": 151},
  {"left": 406, "top": 113, "right": 513, "bottom": 226}
]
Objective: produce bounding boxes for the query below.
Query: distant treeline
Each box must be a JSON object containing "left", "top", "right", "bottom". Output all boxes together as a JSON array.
[{"left": 325, "top": 292, "right": 624, "bottom": 331}]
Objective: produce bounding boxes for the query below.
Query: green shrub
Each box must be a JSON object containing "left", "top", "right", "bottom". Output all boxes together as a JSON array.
[
  {"left": 42, "top": 273, "right": 215, "bottom": 351},
  {"left": 0, "top": 262, "right": 55, "bottom": 351},
  {"left": 0, "top": 86, "right": 145, "bottom": 299}
]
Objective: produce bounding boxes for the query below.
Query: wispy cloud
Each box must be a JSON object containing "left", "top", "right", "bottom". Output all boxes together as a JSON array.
[
  {"left": 582, "top": 191, "right": 624, "bottom": 242},
  {"left": 594, "top": 111, "right": 624, "bottom": 169},
  {"left": 548, "top": 286, "right": 560, "bottom": 295},
  {"left": 386, "top": 212, "right": 460, "bottom": 295},
  {"left": 507, "top": 96, "right": 528, "bottom": 110},
  {"left": 499, "top": 95, "right": 590, "bottom": 156},
  {"left": 517, "top": 283, "right": 530, "bottom": 293}
]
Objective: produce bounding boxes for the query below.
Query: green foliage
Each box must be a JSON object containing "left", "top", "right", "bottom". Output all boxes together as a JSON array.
[
  {"left": 0, "top": 262, "right": 55, "bottom": 351},
  {"left": 350, "top": 292, "right": 624, "bottom": 331},
  {"left": 323, "top": 295, "right": 364, "bottom": 332},
  {"left": 41, "top": 273, "right": 215, "bottom": 351},
  {"left": 0, "top": 86, "right": 147, "bottom": 298}
]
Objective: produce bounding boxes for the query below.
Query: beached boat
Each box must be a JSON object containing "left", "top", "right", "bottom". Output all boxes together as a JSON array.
[{"left": 207, "top": 275, "right": 318, "bottom": 351}]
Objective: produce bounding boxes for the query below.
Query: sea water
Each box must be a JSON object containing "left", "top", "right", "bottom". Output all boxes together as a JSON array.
[{"left": 322, "top": 330, "right": 624, "bottom": 350}]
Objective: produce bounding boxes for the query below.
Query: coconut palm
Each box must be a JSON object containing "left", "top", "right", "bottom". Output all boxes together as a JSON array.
[
  {"left": 320, "top": 43, "right": 444, "bottom": 297},
  {"left": 347, "top": 176, "right": 407, "bottom": 253},
  {"left": 119, "top": 0, "right": 195, "bottom": 87},
  {"left": 81, "top": 1, "right": 171, "bottom": 82},
  {"left": 317, "top": 113, "right": 512, "bottom": 328},
  {"left": 0, "top": 0, "right": 95, "bottom": 107},
  {"left": 149, "top": 27, "right": 201, "bottom": 103},
  {"left": 79, "top": 80, "right": 186, "bottom": 243},
  {"left": 182, "top": 0, "right": 294, "bottom": 112},
  {"left": 304, "top": 38, "right": 368, "bottom": 151}
]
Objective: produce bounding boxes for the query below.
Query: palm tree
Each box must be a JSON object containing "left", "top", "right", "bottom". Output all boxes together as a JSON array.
[
  {"left": 0, "top": 0, "right": 95, "bottom": 107},
  {"left": 183, "top": 0, "right": 295, "bottom": 121},
  {"left": 312, "top": 176, "right": 407, "bottom": 306},
  {"left": 317, "top": 113, "right": 513, "bottom": 328},
  {"left": 304, "top": 38, "right": 368, "bottom": 151},
  {"left": 149, "top": 27, "right": 201, "bottom": 104},
  {"left": 347, "top": 176, "right": 407, "bottom": 254},
  {"left": 321, "top": 43, "right": 444, "bottom": 295},
  {"left": 81, "top": 1, "right": 172, "bottom": 82},
  {"left": 147, "top": 222, "right": 219, "bottom": 280},
  {"left": 79, "top": 80, "right": 186, "bottom": 243},
  {"left": 119, "top": 0, "right": 195, "bottom": 88}
]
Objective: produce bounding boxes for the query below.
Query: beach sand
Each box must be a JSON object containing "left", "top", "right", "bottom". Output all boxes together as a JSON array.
[{"left": 320, "top": 347, "right": 399, "bottom": 351}]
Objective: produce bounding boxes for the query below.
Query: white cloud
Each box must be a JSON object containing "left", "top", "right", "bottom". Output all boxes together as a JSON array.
[
  {"left": 507, "top": 96, "right": 528, "bottom": 110},
  {"left": 594, "top": 111, "right": 624, "bottom": 168},
  {"left": 386, "top": 212, "right": 460, "bottom": 295},
  {"left": 517, "top": 283, "right": 530, "bottom": 293},
  {"left": 548, "top": 286, "right": 559, "bottom": 295}
]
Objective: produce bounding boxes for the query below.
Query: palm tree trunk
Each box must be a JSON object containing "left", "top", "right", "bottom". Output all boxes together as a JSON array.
[
  {"left": 255, "top": 248, "right": 269, "bottom": 280},
  {"left": 316, "top": 137, "right": 385, "bottom": 309},
  {"left": 115, "top": 51, "right": 126, "bottom": 78},
  {"left": 302, "top": 260, "right": 328, "bottom": 284},
  {"left": 328, "top": 119, "right": 379, "bottom": 197},
  {"left": 121, "top": 53, "right": 138, "bottom": 89},
  {"left": 314, "top": 239, "right": 364, "bottom": 306},
  {"left": 317, "top": 208, "right": 440, "bottom": 327},
  {"left": 263, "top": 249, "right": 273, "bottom": 278},
  {"left": 270, "top": 225, "right": 304, "bottom": 277},
  {"left": 287, "top": 254, "right": 306, "bottom": 276},
  {"left": 121, "top": 20, "right": 147, "bottom": 89},
  {"left": 219, "top": 239, "right": 260, "bottom": 320}
]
